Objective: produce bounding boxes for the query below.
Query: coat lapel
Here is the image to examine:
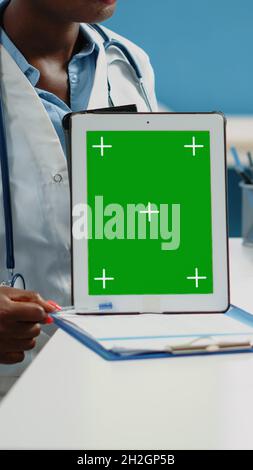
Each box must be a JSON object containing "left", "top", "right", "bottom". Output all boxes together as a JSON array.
[{"left": 0, "top": 45, "right": 66, "bottom": 174}]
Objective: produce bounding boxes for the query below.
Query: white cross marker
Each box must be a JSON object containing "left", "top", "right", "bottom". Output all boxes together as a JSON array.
[
  {"left": 139, "top": 202, "right": 160, "bottom": 222},
  {"left": 94, "top": 268, "right": 114, "bottom": 289},
  {"left": 187, "top": 267, "right": 207, "bottom": 288},
  {"left": 184, "top": 136, "right": 204, "bottom": 156},
  {"left": 92, "top": 136, "right": 112, "bottom": 157}
]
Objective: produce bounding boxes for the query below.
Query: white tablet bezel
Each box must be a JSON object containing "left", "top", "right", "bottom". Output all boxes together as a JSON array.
[{"left": 70, "top": 112, "right": 229, "bottom": 313}]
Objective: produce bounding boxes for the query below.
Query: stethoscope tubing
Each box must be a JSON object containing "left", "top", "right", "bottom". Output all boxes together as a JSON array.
[{"left": 0, "top": 88, "right": 15, "bottom": 271}]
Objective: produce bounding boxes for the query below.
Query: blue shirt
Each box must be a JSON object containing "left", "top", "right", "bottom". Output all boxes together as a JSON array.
[{"left": 0, "top": 0, "right": 97, "bottom": 156}]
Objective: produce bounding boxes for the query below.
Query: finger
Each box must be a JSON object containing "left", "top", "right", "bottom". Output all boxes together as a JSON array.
[
  {"left": 0, "top": 351, "right": 25, "bottom": 364},
  {"left": 5, "top": 289, "right": 56, "bottom": 313},
  {"left": 3, "top": 302, "right": 47, "bottom": 323},
  {"left": 42, "top": 316, "right": 54, "bottom": 325},
  {"left": 2, "top": 322, "right": 41, "bottom": 340},
  {"left": 1, "top": 338, "right": 36, "bottom": 352}
]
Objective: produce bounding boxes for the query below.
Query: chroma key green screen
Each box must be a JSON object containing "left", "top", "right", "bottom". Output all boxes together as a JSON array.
[{"left": 86, "top": 131, "right": 213, "bottom": 296}]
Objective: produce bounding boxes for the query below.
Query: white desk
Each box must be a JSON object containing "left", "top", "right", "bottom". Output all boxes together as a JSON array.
[{"left": 0, "top": 238, "right": 253, "bottom": 450}]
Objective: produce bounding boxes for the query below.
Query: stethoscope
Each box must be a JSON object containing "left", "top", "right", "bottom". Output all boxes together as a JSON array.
[
  {"left": 0, "top": 23, "right": 153, "bottom": 290},
  {"left": 90, "top": 24, "right": 153, "bottom": 112},
  {"left": 0, "top": 92, "right": 26, "bottom": 289}
]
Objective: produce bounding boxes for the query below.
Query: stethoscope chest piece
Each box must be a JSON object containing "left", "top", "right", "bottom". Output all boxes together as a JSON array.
[{"left": 1, "top": 272, "right": 26, "bottom": 289}]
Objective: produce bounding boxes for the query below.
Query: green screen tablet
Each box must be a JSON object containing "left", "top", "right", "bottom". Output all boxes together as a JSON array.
[{"left": 70, "top": 113, "right": 228, "bottom": 313}]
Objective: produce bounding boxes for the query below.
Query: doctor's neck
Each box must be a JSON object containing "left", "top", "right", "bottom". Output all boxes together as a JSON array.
[{"left": 2, "top": 0, "right": 116, "bottom": 62}]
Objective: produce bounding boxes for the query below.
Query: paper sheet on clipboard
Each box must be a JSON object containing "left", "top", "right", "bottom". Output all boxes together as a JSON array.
[{"left": 59, "top": 312, "right": 253, "bottom": 354}]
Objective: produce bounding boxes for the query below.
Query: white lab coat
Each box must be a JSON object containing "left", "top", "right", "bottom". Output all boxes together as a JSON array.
[{"left": 0, "top": 24, "right": 158, "bottom": 396}]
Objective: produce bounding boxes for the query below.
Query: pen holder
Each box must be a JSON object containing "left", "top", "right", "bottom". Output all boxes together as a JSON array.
[{"left": 240, "top": 182, "right": 253, "bottom": 246}]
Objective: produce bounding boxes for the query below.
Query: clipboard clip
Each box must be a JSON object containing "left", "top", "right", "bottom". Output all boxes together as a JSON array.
[
  {"left": 168, "top": 339, "right": 253, "bottom": 355},
  {"left": 112, "top": 338, "right": 253, "bottom": 357}
]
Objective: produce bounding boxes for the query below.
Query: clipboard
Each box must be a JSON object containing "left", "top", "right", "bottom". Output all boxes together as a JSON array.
[{"left": 52, "top": 305, "right": 253, "bottom": 361}]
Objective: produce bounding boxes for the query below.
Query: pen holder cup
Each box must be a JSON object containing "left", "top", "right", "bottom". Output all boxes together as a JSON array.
[{"left": 240, "top": 182, "right": 253, "bottom": 246}]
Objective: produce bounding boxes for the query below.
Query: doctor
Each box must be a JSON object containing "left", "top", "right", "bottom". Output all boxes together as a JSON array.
[{"left": 0, "top": 0, "right": 157, "bottom": 387}]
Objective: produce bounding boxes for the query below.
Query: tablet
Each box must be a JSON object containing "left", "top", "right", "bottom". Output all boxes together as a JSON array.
[{"left": 68, "top": 112, "right": 229, "bottom": 313}]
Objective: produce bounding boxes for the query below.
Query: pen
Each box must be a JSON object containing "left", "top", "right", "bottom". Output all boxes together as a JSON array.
[
  {"left": 247, "top": 151, "right": 253, "bottom": 168},
  {"left": 231, "top": 146, "right": 244, "bottom": 171},
  {"left": 234, "top": 166, "right": 253, "bottom": 185},
  {"left": 53, "top": 302, "right": 114, "bottom": 316},
  {"left": 247, "top": 151, "right": 253, "bottom": 179},
  {"left": 231, "top": 147, "right": 253, "bottom": 184}
]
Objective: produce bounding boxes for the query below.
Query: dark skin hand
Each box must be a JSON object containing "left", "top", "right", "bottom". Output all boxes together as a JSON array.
[
  {"left": 3, "top": 0, "right": 117, "bottom": 104},
  {"left": 0, "top": 287, "right": 56, "bottom": 364}
]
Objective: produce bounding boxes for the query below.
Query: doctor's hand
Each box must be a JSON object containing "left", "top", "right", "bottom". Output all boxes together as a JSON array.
[{"left": 0, "top": 287, "right": 56, "bottom": 364}]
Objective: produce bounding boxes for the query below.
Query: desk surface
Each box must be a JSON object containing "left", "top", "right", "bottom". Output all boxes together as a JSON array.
[{"left": 0, "top": 238, "right": 253, "bottom": 450}]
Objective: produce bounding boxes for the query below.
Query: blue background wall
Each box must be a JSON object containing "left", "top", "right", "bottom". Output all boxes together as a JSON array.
[
  {"left": 105, "top": 0, "right": 252, "bottom": 236},
  {"left": 105, "top": 0, "right": 253, "bottom": 114}
]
